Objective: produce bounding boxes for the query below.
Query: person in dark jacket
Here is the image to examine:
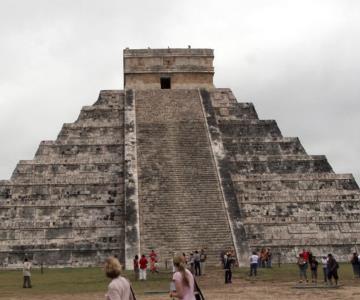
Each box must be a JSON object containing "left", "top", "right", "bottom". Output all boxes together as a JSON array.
[
  {"left": 309, "top": 256, "right": 319, "bottom": 283},
  {"left": 327, "top": 254, "right": 339, "bottom": 285},
  {"left": 350, "top": 252, "right": 359, "bottom": 278},
  {"left": 224, "top": 252, "right": 235, "bottom": 284},
  {"left": 194, "top": 250, "right": 201, "bottom": 276}
]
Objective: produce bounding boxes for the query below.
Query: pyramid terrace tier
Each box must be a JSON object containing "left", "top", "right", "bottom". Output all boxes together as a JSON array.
[
  {"left": 218, "top": 119, "right": 283, "bottom": 138},
  {"left": 36, "top": 142, "right": 122, "bottom": 155},
  {"left": 57, "top": 126, "right": 123, "bottom": 142},
  {"left": 222, "top": 137, "right": 306, "bottom": 156},
  {"left": 232, "top": 173, "right": 358, "bottom": 192},
  {"left": 240, "top": 198, "right": 360, "bottom": 222},
  {"left": 226, "top": 155, "right": 333, "bottom": 174},
  {"left": 213, "top": 103, "right": 259, "bottom": 120},
  {"left": 0, "top": 182, "right": 123, "bottom": 206},
  {"left": 16, "top": 155, "right": 122, "bottom": 165},
  {"left": 245, "top": 222, "right": 360, "bottom": 262},
  {"left": 75, "top": 106, "right": 123, "bottom": 124},
  {"left": 93, "top": 90, "right": 124, "bottom": 105}
]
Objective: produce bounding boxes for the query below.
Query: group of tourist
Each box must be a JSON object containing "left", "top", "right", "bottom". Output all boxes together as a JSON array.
[
  {"left": 185, "top": 249, "right": 207, "bottom": 276},
  {"left": 108, "top": 252, "right": 202, "bottom": 300},
  {"left": 297, "top": 249, "right": 339, "bottom": 285},
  {"left": 132, "top": 249, "right": 159, "bottom": 281},
  {"left": 20, "top": 247, "right": 360, "bottom": 300},
  {"left": 247, "top": 248, "right": 272, "bottom": 277},
  {"left": 258, "top": 248, "right": 272, "bottom": 268}
]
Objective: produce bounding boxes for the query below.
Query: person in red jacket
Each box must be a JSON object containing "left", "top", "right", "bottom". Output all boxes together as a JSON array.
[
  {"left": 149, "top": 249, "right": 159, "bottom": 273},
  {"left": 139, "top": 254, "right": 148, "bottom": 280},
  {"left": 302, "top": 249, "right": 310, "bottom": 262}
]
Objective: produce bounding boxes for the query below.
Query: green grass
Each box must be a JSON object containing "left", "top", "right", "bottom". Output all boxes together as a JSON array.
[
  {"left": 0, "top": 267, "right": 172, "bottom": 298},
  {"left": 233, "top": 263, "right": 354, "bottom": 282},
  {"left": 0, "top": 264, "right": 356, "bottom": 298}
]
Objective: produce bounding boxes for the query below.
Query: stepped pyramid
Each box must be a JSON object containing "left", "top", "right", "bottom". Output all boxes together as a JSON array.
[{"left": 0, "top": 48, "right": 359, "bottom": 268}]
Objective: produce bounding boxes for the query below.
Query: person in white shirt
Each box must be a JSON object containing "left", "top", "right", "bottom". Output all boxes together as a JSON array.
[
  {"left": 22, "top": 258, "right": 32, "bottom": 288},
  {"left": 321, "top": 256, "right": 328, "bottom": 283},
  {"left": 249, "top": 251, "right": 259, "bottom": 277}
]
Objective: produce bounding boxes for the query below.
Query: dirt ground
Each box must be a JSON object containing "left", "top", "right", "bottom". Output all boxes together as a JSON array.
[
  {"left": 5, "top": 277, "right": 360, "bottom": 300},
  {"left": 4, "top": 283, "right": 360, "bottom": 300}
]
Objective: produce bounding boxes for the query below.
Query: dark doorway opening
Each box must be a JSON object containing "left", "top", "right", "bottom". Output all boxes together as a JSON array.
[{"left": 160, "top": 77, "right": 171, "bottom": 89}]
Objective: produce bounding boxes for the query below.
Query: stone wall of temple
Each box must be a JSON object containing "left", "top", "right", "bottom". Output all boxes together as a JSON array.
[{"left": 124, "top": 48, "right": 214, "bottom": 89}]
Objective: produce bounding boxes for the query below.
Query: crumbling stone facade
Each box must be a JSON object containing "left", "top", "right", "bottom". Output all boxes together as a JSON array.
[{"left": 0, "top": 48, "right": 359, "bottom": 268}]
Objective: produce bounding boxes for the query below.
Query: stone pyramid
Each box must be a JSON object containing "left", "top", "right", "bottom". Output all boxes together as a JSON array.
[{"left": 0, "top": 48, "right": 359, "bottom": 268}]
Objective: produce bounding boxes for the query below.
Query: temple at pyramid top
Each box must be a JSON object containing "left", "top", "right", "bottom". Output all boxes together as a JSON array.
[{"left": 123, "top": 48, "right": 215, "bottom": 89}]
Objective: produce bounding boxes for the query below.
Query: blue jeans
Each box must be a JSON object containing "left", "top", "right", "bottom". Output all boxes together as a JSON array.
[
  {"left": 299, "top": 264, "right": 307, "bottom": 281},
  {"left": 322, "top": 267, "right": 327, "bottom": 282},
  {"left": 250, "top": 263, "right": 257, "bottom": 276}
]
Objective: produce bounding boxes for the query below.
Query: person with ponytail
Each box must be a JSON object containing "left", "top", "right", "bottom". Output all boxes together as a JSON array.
[{"left": 169, "top": 255, "right": 196, "bottom": 300}]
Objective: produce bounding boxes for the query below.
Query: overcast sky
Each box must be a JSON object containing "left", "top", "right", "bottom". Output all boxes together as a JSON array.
[{"left": 0, "top": 0, "right": 359, "bottom": 183}]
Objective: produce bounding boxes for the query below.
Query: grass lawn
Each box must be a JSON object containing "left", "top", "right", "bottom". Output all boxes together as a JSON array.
[{"left": 0, "top": 263, "right": 356, "bottom": 299}]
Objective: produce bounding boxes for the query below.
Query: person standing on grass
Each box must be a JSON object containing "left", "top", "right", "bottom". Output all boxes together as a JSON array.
[
  {"left": 266, "top": 249, "right": 272, "bottom": 268},
  {"left": 224, "top": 252, "right": 235, "bottom": 284},
  {"left": 194, "top": 250, "right": 201, "bottom": 276},
  {"left": 169, "top": 255, "right": 195, "bottom": 300},
  {"left": 22, "top": 258, "right": 32, "bottom": 288},
  {"left": 149, "top": 249, "right": 159, "bottom": 274},
  {"left": 321, "top": 256, "right": 328, "bottom": 283},
  {"left": 259, "top": 248, "right": 266, "bottom": 268},
  {"left": 327, "top": 254, "right": 339, "bottom": 286},
  {"left": 297, "top": 253, "right": 308, "bottom": 283},
  {"left": 249, "top": 251, "right": 259, "bottom": 277},
  {"left": 189, "top": 252, "right": 195, "bottom": 274},
  {"left": 104, "top": 256, "right": 134, "bottom": 300},
  {"left": 133, "top": 255, "right": 139, "bottom": 281},
  {"left": 301, "top": 249, "right": 310, "bottom": 263},
  {"left": 200, "top": 249, "right": 207, "bottom": 275},
  {"left": 139, "top": 254, "right": 148, "bottom": 281},
  {"left": 310, "top": 256, "right": 319, "bottom": 283},
  {"left": 350, "top": 252, "right": 359, "bottom": 278}
]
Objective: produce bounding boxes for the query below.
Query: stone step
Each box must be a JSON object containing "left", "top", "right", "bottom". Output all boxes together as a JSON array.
[{"left": 135, "top": 89, "right": 234, "bottom": 265}]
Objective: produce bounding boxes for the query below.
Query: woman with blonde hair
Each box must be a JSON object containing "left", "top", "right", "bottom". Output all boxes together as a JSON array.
[
  {"left": 104, "top": 256, "right": 134, "bottom": 300},
  {"left": 170, "top": 255, "right": 195, "bottom": 300}
]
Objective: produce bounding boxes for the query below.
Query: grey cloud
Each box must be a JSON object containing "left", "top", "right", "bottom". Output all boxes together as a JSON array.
[{"left": 0, "top": 0, "right": 359, "bottom": 183}]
